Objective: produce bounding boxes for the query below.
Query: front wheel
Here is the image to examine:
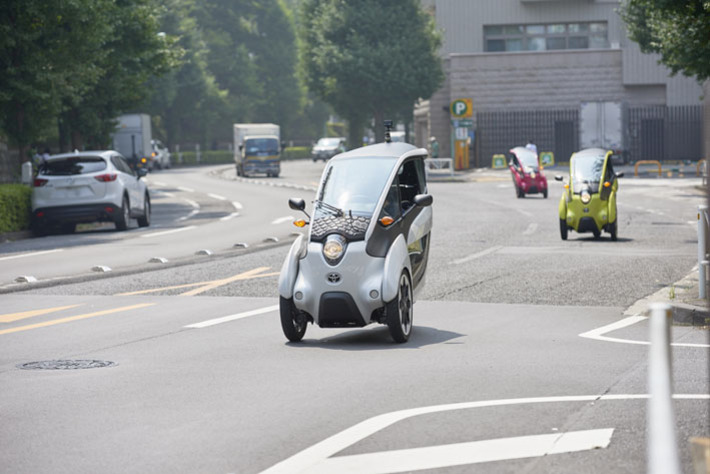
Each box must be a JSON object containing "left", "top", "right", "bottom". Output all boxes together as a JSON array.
[
  {"left": 137, "top": 194, "right": 150, "bottom": 227},
  {"left": 386, "top": 271, "right": 414, "bottom": 343},
  {"left": 559, "top": 218, "right": 568, "bottom": 240},
  {"left": 609, "top": 219, "right": 618, "bottom": 241},
  {"left": 115, "top": 196, "right": 130, "bottom": 231},
  {"left": 280, "top": 297, "right": 307, "bottom": 342}
]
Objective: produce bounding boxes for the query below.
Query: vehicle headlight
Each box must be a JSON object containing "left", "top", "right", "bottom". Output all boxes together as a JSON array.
[
  {"left": 581, "top": 191, "right": 591, "bottom": 204},
  {"left": 323, "top": 234, "right": 346, "bottom": 262}
]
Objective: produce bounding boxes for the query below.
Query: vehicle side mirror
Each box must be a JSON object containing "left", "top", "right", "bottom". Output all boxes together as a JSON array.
[
  {"left": 554, "top": 175, "right": 564, "bottom": 181},
  {"left": 137, "top": 168, "right": 148, "bottom": 178},
  {"left": 615, "top": 171, "right": 624, "bottom": 178},
  {"left": 289, "top": 198, "right": 306, "bottom": 211},
  {"left": 413, "top": 194, "right": 433, "bottom": 207}
]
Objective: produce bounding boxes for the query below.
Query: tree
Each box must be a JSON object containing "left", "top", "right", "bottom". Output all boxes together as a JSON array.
[
  {"left": 621, "top": 0, "right": 710, "bottom": 81},
  {"left": 298, "top": 0, "right": 443, "bottom": 147}
]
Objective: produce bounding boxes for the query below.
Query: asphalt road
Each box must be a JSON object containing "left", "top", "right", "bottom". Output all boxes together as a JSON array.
[{"left": 0, "top": 161, "right": 707, "bottom": 473}]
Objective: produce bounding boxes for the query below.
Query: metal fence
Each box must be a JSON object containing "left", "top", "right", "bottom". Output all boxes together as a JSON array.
[
  {"left": 628, "top": 105, "right": 703, "bottom": 162},
  {"left": 476, "top": 109, "right": 579, "bottom": 167}
]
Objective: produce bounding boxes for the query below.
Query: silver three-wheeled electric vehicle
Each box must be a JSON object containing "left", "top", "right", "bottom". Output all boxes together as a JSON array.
[{"left": 278, "top": 133, "right": 433, "bottom": 343}]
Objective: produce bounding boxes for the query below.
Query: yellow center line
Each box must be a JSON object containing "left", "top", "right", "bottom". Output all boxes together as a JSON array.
[
  {"left": 0, "top": 303, "right": 155, "bottom": 336},
  {"left": 115, "top": 281, "right": 210, "bottom": 296},
  {"left": 180, "top": 267, "right": 276, "bottom": 296},
  {"left": 0, "top": 304, "right": 83, "bottom": 323}
]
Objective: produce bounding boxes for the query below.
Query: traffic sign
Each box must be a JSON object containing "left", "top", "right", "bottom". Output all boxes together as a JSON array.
[
  {"left": 540, "top": 151, "right": 554, "bottom": 167},
  {"left": 450, "top": 98, "right": 472, "bottom": 118},
  {"left": 492, "top": 154, "right": 507, "bottom": 169}
]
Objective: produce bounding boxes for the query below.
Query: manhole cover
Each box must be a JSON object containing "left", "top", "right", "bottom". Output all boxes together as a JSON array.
[{"left": 17, "top": 360, "right": 117, "bottom": 370}]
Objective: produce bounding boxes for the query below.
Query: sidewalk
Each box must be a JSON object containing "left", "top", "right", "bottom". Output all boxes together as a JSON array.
[{"left": 625, "top": 267, "right": 709, "bottom": 327}]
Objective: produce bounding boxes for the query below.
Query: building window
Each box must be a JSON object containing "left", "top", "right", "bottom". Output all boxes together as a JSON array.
[{"left": 484, "top": 22, "right": 608, "bottom": 52}]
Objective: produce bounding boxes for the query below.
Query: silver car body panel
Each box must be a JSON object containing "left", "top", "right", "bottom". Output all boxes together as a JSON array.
[
  {"left": 278, "top": 234, "right": 307, "bottom": 299},
  {"left": 382, "top": 234, "right": 412, "bottom": 303}
]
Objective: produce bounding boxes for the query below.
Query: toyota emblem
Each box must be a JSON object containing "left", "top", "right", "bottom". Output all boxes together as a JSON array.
[{"left": 327, "top": 272, "right": 341, "bottom": 284}]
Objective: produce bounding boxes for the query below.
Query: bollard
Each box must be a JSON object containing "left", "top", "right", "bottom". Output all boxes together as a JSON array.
[
  {"left": 647, "top": 303, "right": 681, "bottom": 474},
  {"left": 703, "top": 261, "right": 710, "bottom": 300},
  {"left": 699, "top": 205, "right": 708, "bottom": 298}
]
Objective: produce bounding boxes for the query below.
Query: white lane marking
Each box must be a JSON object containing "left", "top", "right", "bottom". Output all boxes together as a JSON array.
[
  {"left": 476, "top": 198, "right": 534, "bottom": 218},
  {"left": 177, "top": 186, "right": 194, "bottom": 193},
  {"left": 451, "top": 245, "right": 503, "bottom": 265},
  {"left": 177, "top": 210, "right": 199, "bottom": 222},
  {"left": 0, "top": 249, "right": 64, "bottom": 262},
  {"left": 497, "top": 184, "right": 508, "bottom": 188},
  {"left": 220, "top": 212, "right": 240, "bottom": 222},
  {"left": 183, "top": 199, "right": 200, "bottom": 209},
  {"left": 232, "top": 201, "right": 243, "bottom": 211},
  {"left": 522, "top": 223, "right": 538, "bottom": 235},
  {"left": 261, "top": 394, "right": 709, "bottom": 474},
  {"left": 154, "top": 190, "right": 175, "bottom": 198},
  {"left": 272, "top": 216, "right": 295, "bottom": 225},
  {"left": 208, "top": 193, "right": 227, "bottom": 201},
  {"left": 184, "top": 305, "right": 279, "bottom": 328},
  {"left": 142, "top": 225, "right": 197, "bottom": 238},
  {"left": 152, "top": 180, "right": 167, "bottom": 186},
  {"left": 579, "top": 315, "right": 710, "bottom": 348},
  {"left": 309, "top": 429, "right": 614, "bottom": 473}
]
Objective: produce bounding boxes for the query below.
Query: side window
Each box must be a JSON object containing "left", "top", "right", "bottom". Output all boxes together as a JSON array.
[
  {"left": 398, "top": 160, "right": 423, "bottom": 212},
  {"left": 118, "top": 156, "right": 135, "bottom": 176},
  {"left": 380, "top": 178, "right": 401, "bottom": 220},
  {"left": 414, "top": 157, "right": 427, "bottom": 193},
  {"left": 111, "top": 156, "right": 124, "bottom": 173}
]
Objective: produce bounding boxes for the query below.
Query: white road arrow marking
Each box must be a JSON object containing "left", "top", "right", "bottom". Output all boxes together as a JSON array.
[
  {"left": 451, "top": 245, "right": 503, "bottom": 265},
  {"left": 579, "top": 315, "right": 709, "bottom": 348},
  {"left": 523, "top": 223, "right": 538, "bottom": 235},
  {"left": 307, "top": 429, "right": 614, "bottom": 474}
]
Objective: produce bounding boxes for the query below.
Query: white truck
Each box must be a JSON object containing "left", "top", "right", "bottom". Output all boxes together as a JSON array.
[
  {"left": 579, "top": 101, "right": 628, "bottom": 164},
  {"left": 233, "top": 123, "right": 281, "bottom": 177},
  {"left": 111, "top": 114, "right": 153, "bottom": 171}
]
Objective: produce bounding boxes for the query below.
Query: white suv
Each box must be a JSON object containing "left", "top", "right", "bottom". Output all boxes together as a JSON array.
[
  {"left": 31, "top": 151, "right": 151, "bottom": 235},
  {"left": 150, "top": 139, "right": 171, "bottom": 170}
]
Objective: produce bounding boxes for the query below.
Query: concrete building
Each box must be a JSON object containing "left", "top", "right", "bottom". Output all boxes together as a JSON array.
[{"left": 415, "top": 0, "right": 705, "bottom": 165}]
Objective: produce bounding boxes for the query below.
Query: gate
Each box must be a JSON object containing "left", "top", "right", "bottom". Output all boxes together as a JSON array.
[{"left": 629, "top": 105, "right": 702, "bottom": 162}]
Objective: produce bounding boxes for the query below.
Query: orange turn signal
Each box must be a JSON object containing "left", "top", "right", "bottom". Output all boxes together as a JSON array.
[
  {"left": 604, "top": 181, "right": 611, "bottom": 188},
  {"left": 564, "top": 184, "right": 569, "bottom": 189},
  {"left": 293, "top": 219, "right": 307, "bottom": 228},
  {"left": 379, "top": 216, "right": 394, "bottom": 226},
  {"left": 152, "top": 152, "right": 157, "bottom": 157},
  {"left": 141, "top": 157, "right": 147, "bottom": 163}
]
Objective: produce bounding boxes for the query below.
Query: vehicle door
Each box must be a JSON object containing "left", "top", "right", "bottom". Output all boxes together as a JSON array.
[{"left": 112, "top": 155, "right": 142, "bottom": 212}]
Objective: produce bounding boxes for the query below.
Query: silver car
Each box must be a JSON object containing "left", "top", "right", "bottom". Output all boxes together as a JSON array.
[
  {"left": 31, "top": 150, "right": 151, "bottom": 235},
  {"left": 279, "top": 140, "right": 433, "bottom": 343}
]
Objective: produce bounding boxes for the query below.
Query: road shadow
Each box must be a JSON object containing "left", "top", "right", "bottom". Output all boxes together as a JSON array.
[
  {"left": 286, "top": 325, "right": 464, "bottom": 351},
  {"left": 571, "top": 236, "right": 634, "bottom": 243}
]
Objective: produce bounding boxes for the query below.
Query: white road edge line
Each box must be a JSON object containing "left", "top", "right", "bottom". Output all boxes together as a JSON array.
[
  {"left": 142, "top": 225, "right": 197, "bottom": 238},
  {"left": 0, "top": 248, "right": 64, "bottom": 262},
  {"left": 309, "top": 429, "right": 614, "bottom": 473},
  {"left": 272, "top": 216, "right": 295, "bottom": 225},
  {"left": 451, "top": 245, "right": 503, "bottom": 265},
  {"left": 579, "top": 315, "right": 710, "bottom": 348},
  {"left": 260, "top": 394, "right": 710, "bottom": 474},
  {"left": 208, "top": 193, "right": 227, "bottom": 201},
  {"left": 184, "top": 305, "right": 279, "bottom": 328}
]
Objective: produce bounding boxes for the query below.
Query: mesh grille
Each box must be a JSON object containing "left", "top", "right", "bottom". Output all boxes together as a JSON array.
[{"left": 311, "top": 216, "right": 370, "bottom": 241}]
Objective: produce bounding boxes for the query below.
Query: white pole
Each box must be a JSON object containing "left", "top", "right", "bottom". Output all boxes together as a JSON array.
[
  {"left": 176, "top": 144, "right": 182, "bottom": 164},
  {"left": 196, "top": 143, "right": 201, "bottom": 165},
  {"left": 698, "top": 205, "right": 708, "bottom": 298},
  {"left": 647, "top": 303, "right": 681, "bottom": 474}
]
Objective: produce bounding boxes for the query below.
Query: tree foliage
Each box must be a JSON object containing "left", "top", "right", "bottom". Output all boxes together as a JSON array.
[
  {"left": 298, "top": 0, "right": 443, "bottom": 145},
  {"left": 621, "top": 0, "right": 710, "bottom": 81}
]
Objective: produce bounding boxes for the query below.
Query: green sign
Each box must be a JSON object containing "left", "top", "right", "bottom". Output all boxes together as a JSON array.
[
  {"left": 450, "top": 98, "right": 472, "bottom": 118},
  {"left": 540, "top": 151, "right": 554, "bottom": 167},
  {"left": 452, "top": 119, "right": 473, "bottom": 128},
  {"left": 492, "top": 154, "right": 507, "bottom": 169}
]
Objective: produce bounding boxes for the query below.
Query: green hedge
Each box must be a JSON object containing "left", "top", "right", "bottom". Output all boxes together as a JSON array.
[
  {"left": 0, "top": 184, "right": 32, "bottom": 233},
  {"left": 283, "top": 147, "right": 311, "bottom": 160}
]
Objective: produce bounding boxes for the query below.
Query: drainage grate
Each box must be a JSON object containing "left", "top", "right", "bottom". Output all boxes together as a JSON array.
[{"left": 17, "top": 360, "right": 117, "bottom": 370}]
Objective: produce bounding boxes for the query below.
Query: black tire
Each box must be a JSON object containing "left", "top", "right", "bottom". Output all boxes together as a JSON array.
[
  {"left": 543, "top": 188, "right": 548, "bottom": 199},
  {"left": 273, "top": 172, "right": 280, "bottom": 178},
  {"left": 115, "top": 195, "right": 130, "bottom": 231},
  {"left": 560, "top": 219, "right": 568, "bottom": 240},
  {"left": 280, "top": 296, "right": 307, "bottom": 342},
  {"left": 31, "top": 222, "right": 47, "bottom": 237},
  {"left": 386, "top": 271, "right": 414, "bottom": 343},
  {"left": 609, "top": 219, "right": 618, "bottom": 241},
  {"left": 60, "top": 222, "right": 76, "bottom": 234},
  {"left": 592, "top": 228, "right": 601, "bottom": 239},
  {"left": 236, "top": 164, "right": 241, "bottom": 177},
  {"left": 137, "top": 194, "right": 151, "bottom": 227}
]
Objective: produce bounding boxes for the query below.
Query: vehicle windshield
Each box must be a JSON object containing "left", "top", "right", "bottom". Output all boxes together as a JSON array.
[
  {"left": 571, "top": 154, "right": 605, "bottom": 193},
  {"left": 40, "top": 157, "right": 107, "bottom": 175},
  {"left": 245, "top": 138, "right": 279, "bottom": 155},
  {"left": 317, "top": 138, "right": 341, "bottom": 147},
  {"left": 517, "top": 151, "right": 539, "bottom": 170},
  {"left": 317, "top": 156, "right": 397, "bottom": 217}
]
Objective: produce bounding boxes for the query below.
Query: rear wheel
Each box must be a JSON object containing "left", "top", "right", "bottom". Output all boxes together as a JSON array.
[
  {"left": 137, "top": 194, "right": 151, "bottom": 227},
  {"left": 115, "top": 195, "right": 130, "bottom": 231},
  {"left": 592, "top": 228, "right": 601, "bottom": 239},
  {"left": 386, "top": 271, "right": 413, "bottom": 343},
  {"left": 609, "top": 220, "right": 618, "bottom": 241},
  {"left": 559, "top": 219, "right": 568, "bottom": 240},
  {"left": 280, "top": 297, "right": 307, "bottom": 342},
  {"left": 543, "top": 188, "right": 548, "bottom": 199}
]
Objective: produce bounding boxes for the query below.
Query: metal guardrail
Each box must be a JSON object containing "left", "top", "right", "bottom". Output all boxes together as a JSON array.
[
  {"left": 698, "top": 205, "right": 709, "bottom": 299},
  {"left": 634, "top": 160, "right": 662, "bottom": 177},
  {"left": 425, "top": 158, "right": 454, "bottom": 178},
  {"left": 647, "top": 303, "right": 681, "bottom": 474}
]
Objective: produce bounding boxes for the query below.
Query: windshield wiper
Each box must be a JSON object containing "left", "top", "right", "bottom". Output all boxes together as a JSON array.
[{"left": 314, "top": 199, "right": 344, "bottom": 217}]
